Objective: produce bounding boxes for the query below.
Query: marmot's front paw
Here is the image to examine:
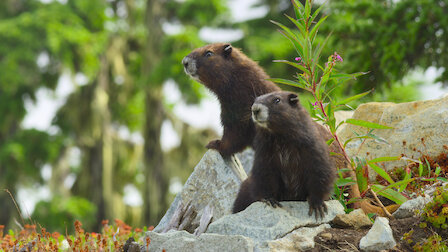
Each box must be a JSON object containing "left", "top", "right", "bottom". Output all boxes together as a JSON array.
[
  {"left": 206, "top": 139, "right": 221, "bottom": 150},
  {"left": 308, "top": 198, "right": 328, "bottom": 220},
  {"left": 261, "top": 198, "right": 282, "bottom": 208}
]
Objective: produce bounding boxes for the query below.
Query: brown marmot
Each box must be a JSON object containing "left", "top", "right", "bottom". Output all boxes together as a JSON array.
[
  {"left": 232, "top": 91, "right": 336, "bottom": 219},
  {"left": 182, "top": 43, "right": 281, "bottom": 158}
]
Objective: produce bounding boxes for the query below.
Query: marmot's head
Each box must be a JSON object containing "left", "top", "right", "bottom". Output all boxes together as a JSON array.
[
  {"left": 182, "top": 43, "right": 235, "bottom": 85},
  {"left": 252, "top": 91, "right": 305, "bottom": 133}
]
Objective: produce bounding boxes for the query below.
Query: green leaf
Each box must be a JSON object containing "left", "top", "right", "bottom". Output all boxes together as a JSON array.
[
  {"left": 336, "top": 178, "right": 356, "bottom": 187},
  {"left": 369, "top": 163, "right": 395, "bottom": 184},
  {"left": 286, "top": 15, "right": 307, "bottom": 37},
  {"left": 343, "top": 135, "right": 369, "bottom": 148},
  {"left": 304, "top": 0, "right": 311, "bottom": 23},
  {"left": 368, "top": 156, "right": 401, "bottom": 163},
  {"left": 309, "top": 3, "right": 325, "bottom": 25},
  {"left": 437, "top": 177, "right": 448, "bottom": 182},
  {"left": 435, "top": 166, "right": 441, "bottom": 177},
  {"left": 312, "top": 32, "right": 332, "bottom": 69},
  {"left": 418, "top": 162, "right": 423, "bottom": 177},
  {"left": 336, "top": 90, "right": 372, "bottom": 106},
  {"left": 326, "top": 138, "right": 335, "bottom": 146},
  {"left": 329, "top": 72, "right": 368, "bottom": 83},
  {"left": 371, "top": 185, "right": 408, "bottom": 205},
  {"left": 345, "top": 118, "right": 394, "bottom": 129},
  {"left": 335, "top": 120, "right": 346, "bottom": 132},
  {"left": 366, "top": 132, "right": 390, "bottom": 145},
  {"left": 277, "top": 29, "right": 304, "bottom": 57},
  {"left": 330, "top": 151, "right": 343, "bottom": 157},
  {"left": 346, "top": 197, "right": 362, "bottom": 205},
  {"left": 399, "top": 172, "right": 412, "bottom": 192},
  {"left": 375, "top": 178, "right": 415, "bottom": 193},
  {"left": 273, "top": 60, "right": 310, "bottom": 75},
  {"left": 310, "top": 15, "right": 327, "bottom": 42},
  {"left": 292, "top": 0, "right": 302, "bottom": 20},
  {"left": 425, "top": 158, "right": 431, "bottom": 176},
  {"left": 338, "top": 168, "right": 353, "bottom": 174},
  {"left": 268, "top": 78, "right": 311, "bottom": 91},
  {"left": 272, "top": 21, "right": 304, "bottom": 56}
]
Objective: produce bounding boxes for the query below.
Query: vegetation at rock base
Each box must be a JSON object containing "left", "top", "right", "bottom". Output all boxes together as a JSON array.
[
  {"left": 0, "top": 219, "right": 149, "bottom": 251},
  {"left": 421, "top": 184, "right": 448, "bottom": 230},
  {"left": 398, "top": 185, "right": 448, "bottom": 251}
]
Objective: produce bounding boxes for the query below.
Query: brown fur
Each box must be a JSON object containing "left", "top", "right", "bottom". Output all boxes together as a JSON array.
[
  {"left": 182, "top": 43, "right": 281, "bottom": 158},
  {"left": 232, "top": 91, "right": 336, "bottom": 219}
]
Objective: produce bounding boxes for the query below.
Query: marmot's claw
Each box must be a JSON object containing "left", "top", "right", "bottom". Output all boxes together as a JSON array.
[
  {"left": 261, "top": 198, "right": 282, "bottom": 208},
  {"left": 308, "top": 200, "right": 327, "bottom": 220},
  {"left": 206, "top": 140, "right": 221, "bottom": 150}
]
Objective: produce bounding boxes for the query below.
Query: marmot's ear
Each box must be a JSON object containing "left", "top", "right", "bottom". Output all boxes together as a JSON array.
[
  {"left": 288, "top": 93, "right": 299, "bottom": 106},
  {"left": 223, "top": 44, "right": 232, "bottom": 57}
]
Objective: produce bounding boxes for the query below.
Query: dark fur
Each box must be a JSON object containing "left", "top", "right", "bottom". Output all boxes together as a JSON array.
[
  {"left": 232, "top": 91, "right": 336, "bottom": 219},
  {"left": 183, "top": 43, "right": 280, "bottom": 158}
]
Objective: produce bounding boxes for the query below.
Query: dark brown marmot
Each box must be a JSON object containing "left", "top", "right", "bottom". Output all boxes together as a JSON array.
[
  {"left": 182, "top": 43, "right": 281, "bottom": 158},
  {"left": 232, "top": 91, "right": 336, "bottom": 219}
]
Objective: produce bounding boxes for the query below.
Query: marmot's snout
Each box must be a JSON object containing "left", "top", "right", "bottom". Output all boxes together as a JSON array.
[
  {"left": 182, "top": 56, "right": 189, "bottom": 68},
  {"left": 182, "top": 56, "right": 198, "bottom": 80},
  {"left": 251, "top": 103, "right": 269, "bottom": 128}
]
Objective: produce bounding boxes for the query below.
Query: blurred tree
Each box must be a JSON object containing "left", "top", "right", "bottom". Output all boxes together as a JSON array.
[
  {"left": 0, "top": 0, "right": 79, "bottom": 228},
  {"left": 53, "top": 0, "right": 231, "bottom": 228},
  {"left": 325, "top": 0, "right": 448, "bottom": 93}
]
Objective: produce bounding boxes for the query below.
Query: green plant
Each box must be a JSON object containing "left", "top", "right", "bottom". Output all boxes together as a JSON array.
[
  {"left": 421, "top": 184, "right": 448, "bottom": 229},
  {"left": 271, "top": 0, "right": 412, "bottom": 215},
  {"left": 271, "top": 0, "right": 448, "bottom": 216},
  {"left": 413, "top": 233, "right": 448, "bottom": 252}
]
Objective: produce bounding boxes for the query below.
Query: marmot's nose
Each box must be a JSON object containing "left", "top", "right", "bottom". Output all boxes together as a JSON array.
[
  {"left": 182, "top": 56, "right": 189, "bottom": 68},
  {"left": 252, "top": 104, "right": 261, "bottom": 117}
]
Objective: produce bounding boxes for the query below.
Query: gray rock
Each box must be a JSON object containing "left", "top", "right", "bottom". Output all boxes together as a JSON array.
[
  {"left": 359, "top": 217, "right": 396, "bottom": 251},
  {"left": 261, "top": 224, "right": 330, "bottom": 252},
  {"left": 338, "top": 95, "right": 448, "bottom": 180},
  {"left": 393, "top": 196, "right": 432, "bottom": 219},
  {"left": 424, "top": 181, "right": 448, "bottom": 196},
  {"left": 332, "top": 209, "right": 373, "bottom": 229},
  {"left": 280, "top": 200, "right": 345, "bottom": 225},
  {"left": 145, "top": 230, "right": 254, "bottom": 252},
  {"left": 154, "top": 150, "right": 246, "bottom": 232},
  {"left": 236, "top": 148, "right": 255, "bottom": 174},
  {"left": 206, "top": 200, "right": 344, "bottom": 242}
]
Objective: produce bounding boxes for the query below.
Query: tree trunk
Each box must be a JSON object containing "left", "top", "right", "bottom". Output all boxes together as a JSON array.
[
  {"left": 142, "top": 0, "right": 168, "bottom": 226},
  {"left": 71, "top": 55, "right": 113, "bottom": 231}
]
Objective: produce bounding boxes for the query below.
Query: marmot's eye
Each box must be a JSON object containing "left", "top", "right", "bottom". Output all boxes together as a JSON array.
[
  {"left": 205, "top": 51, "right": 213, "bottom": 57},
  {"left": 273, "top": 98, "right": 281, "bottom": 104}
]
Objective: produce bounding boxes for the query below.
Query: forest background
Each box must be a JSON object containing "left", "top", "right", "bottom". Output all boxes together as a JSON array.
[{"left": 1, "top": 0, "right": 447, "bottom": 232}]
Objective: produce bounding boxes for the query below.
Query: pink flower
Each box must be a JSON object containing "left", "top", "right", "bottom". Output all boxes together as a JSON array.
[
  {"left": 334, "top": 52, "right": 343, "bottom": 62},
  {"left": 295, "top": 57, "right": 301, "bottom": 61}
]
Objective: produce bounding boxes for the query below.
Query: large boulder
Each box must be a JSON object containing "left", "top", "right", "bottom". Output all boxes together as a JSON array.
[
  {"left": 338, "top": 95, "right": 448, "bottom": 180},
  {"left": 145, "top": 231, "right": 254, "bottom": 252},
  {"left": 206, "top": 200, "right": 344, "bottom": 242},
  {"left": 261, "top": 224, "right": 330, "bottom": 252},
  {"left": 154, "top": 150, "right": 248, "bottom": 233}
]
